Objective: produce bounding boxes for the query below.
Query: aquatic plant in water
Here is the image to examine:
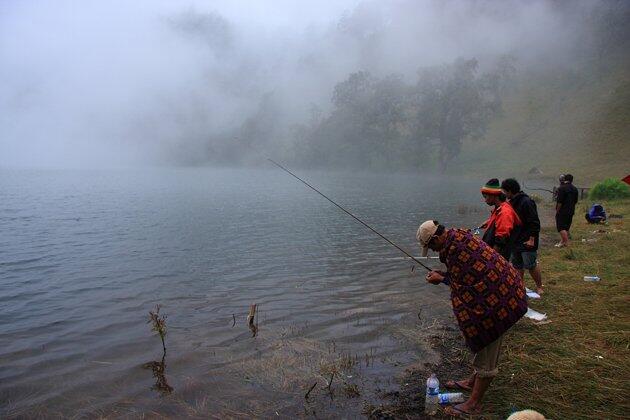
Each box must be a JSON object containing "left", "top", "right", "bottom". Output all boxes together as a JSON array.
[
  {"left": 143, "top": 304, "right": 173, "bottom": 394},
  {"left": 148, "top": 304, "right": 167, "bottom": 355}
]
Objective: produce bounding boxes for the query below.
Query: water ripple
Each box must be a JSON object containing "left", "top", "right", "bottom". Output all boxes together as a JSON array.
[{"left": 0, "top": 167, "right": 482, "bottom": 417}]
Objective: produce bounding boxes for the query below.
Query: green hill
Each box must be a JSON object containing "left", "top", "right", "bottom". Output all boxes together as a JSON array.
[{"left": 457, "top": 53, "right": 630, "bottom": 185}]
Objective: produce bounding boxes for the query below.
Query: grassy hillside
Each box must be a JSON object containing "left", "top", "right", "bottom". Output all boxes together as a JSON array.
[
  {"left": 488, "top": 199, "right": 630, "bottom": 419},
  {"left": 457, "top": 54, "right": 630, "bottom": 185}
]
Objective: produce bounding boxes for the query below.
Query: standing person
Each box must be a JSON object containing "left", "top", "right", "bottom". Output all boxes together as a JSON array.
[
  {"left": 479, "top": 178, "right": 521, "bottom": 260},
  {"left": 555, "top": 174, "right": 579, "bottom": 247},
  {"left": 500, "top": 178, "right": 544, "bottom": 295},
  {"left": 417, "top": 220, "right": 527, "bottom": 417}
]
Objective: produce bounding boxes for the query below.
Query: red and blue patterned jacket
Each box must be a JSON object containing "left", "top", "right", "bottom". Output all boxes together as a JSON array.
[{"left": 439, "top": 228, "right": 528, "bottom": 352}]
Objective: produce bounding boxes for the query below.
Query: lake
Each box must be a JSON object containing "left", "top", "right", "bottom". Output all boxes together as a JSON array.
[{"left": 0, "top": 167, "right": 485, "bottom": 418}]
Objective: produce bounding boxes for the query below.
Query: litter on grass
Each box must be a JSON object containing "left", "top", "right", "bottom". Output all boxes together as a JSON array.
[
  {"left": 584, "top": 275, "right": 601, "bottom": 282},
  {"left": 524, "top": 308, "right": 547, "bottom": 321},
  {"left": 525, "top": 288, "right": 541, "bottom": 299}
]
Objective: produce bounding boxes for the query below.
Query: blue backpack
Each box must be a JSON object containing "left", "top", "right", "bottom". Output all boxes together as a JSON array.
[{"left": 585, "top": 204, "right": 606, "bottom": 223}]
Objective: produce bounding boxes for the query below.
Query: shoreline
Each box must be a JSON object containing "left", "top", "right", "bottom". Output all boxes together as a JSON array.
[{"left": 368, "top": 198, "right": 629, "bottom": 419}]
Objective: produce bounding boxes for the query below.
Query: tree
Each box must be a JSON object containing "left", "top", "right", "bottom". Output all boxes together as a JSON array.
[
  {"left": 413, "top": 58, "right": 507, "bottom": 172},
  {"left": 310, "top": 72, "right": 420, "bottom": 170},
  {"left": 294, "top": 58, "right": 512, "bottom": 172},
  {"left": 332, "top": 71, "right": 375, "bottom": 109}
]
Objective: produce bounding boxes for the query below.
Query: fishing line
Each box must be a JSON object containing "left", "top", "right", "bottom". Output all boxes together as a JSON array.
[{"left": 264, "top": 157, "right": 433, "bottom": 272}]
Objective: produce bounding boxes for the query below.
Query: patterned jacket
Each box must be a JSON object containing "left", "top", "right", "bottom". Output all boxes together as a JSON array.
[{"left": 439, "top": 228, "right": 528, "bottom": 352}]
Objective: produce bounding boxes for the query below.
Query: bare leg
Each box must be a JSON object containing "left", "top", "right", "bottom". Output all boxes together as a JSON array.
[
  {"left": 560, "top": 230, "right": 569, "bottom": 246},
  {"left": 529, "top": 264, "right": 544, "bottom": 295},
  {"left": 519, "top": 267, "right": 544, "bottom": 295},
  {"left": 449, "top": 376, "right": 492, "bottom": 415},
  {"left": 463, "top": 373, "right": 476, "bottom": 388}
]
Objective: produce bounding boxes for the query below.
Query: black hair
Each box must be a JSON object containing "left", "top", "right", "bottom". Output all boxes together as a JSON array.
[
  {"left": 487, "top": 177, "right": 499, "bottom": 185},
  {"left": 564, "top": 174, "right": 573, "bottom": 183},
  {"left": 435, "top": 224, "right": 445, "bottom": 236},
  {"left": 500, "top": 178, "right": 521, "bottom": 194}
]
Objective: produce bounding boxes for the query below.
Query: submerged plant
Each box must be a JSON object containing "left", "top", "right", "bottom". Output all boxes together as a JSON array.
[
  {"left": 247, "top": 303, "right": 258, "bottom": 337},
  {"left": 144, "top": 304, "right": 173, "bottom": 394},
  {"left": 148, "top": 304, "right": 167, "bottom": 356}
]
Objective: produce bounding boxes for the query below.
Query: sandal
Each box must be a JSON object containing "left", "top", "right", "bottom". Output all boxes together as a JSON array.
[{"left": 444, "top": 380, "right": 472, "bottom": 391}]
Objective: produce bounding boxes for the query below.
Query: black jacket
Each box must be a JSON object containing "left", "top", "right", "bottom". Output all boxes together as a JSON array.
[
  {"left": 556, "top": 183, "right": 579, "bottom": 216},
  {"left": 509, "top": 192, "right": 541, "bottom": 251}
]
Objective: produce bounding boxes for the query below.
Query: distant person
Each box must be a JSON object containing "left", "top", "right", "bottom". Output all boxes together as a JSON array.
[
  {"left": 555, "top": 174, "right": 579, "bottom": 247},
  {"left": 417, "top": 220, "right": 527, "bottom": 417},
  {"left": 501, "top": 178, "right": 544, "bottom": 295},
  {"left": 478, "top": 178, "right": 522, "bottom": 260},
  {"left": 585, "top": 203, "right": 607, "bottom": 224}
]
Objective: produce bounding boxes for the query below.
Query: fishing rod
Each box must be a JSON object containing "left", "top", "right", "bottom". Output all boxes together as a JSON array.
[
  {"left": 265, "top": 158, "right": 433, "bottom": 272},
  {"left": 522, "top": 180, "right": 554, "bottom": 195}
]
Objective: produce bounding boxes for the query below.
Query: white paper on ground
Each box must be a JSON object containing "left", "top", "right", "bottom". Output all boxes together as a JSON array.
[
  {"left": 525, "top": 288, "right": 541, "bottom": 299},
  {"left": 525, "top": 308, "right": 547, "bottom": 321}
]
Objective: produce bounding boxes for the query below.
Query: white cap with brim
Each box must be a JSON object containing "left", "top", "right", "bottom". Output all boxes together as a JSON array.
[{"left": 416, "top": 220, "right": 439, "bottom": 257}]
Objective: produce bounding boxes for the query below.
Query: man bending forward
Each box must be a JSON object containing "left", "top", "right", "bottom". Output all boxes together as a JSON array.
[{"left": 417, "top": 220, "right": 528, "bottom": 417}]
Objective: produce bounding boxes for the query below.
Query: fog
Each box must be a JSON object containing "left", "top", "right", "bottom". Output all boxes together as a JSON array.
[{"left": 0, "top": 0, "right": 608, "bottom": 169}]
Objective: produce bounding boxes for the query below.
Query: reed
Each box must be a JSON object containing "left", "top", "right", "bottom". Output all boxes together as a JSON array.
[{"left": 143, "top": 304, "right": 173, "bottom": 394}]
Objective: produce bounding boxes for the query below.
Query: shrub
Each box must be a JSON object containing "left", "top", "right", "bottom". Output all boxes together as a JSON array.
[
  {"left": 589, "top": 178, "right": 630, "bottom": 200},
  {"left": 530, "top": 193, "right": 543, "bottom": 203}
]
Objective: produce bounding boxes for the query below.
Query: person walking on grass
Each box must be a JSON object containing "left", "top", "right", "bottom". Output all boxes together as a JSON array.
[
  {"left": 555, "top": 174, "right": 579, "bottom": 247},
  {"left": 501, "top": 178, "right": 544, "bottom": 295},
  {"left": 417, "top": 220, "right": 527, "bottom": 417},
  {"left": 479, "top": 178, "right": 522, "bottom": 261}
]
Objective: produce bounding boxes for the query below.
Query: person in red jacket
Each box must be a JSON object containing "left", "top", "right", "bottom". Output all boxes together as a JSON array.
[{"left": 479, "top": 179, "right": 521, "bottom": 261}]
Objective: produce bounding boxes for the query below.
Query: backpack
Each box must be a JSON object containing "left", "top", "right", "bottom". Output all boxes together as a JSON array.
[{"left": 585, "top": 204, "right": 606, "bottom": 223}]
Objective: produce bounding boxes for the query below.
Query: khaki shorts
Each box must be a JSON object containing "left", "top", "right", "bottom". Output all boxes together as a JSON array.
[{"left": 472, "top": 335, "right": 504, "bottom": 378}]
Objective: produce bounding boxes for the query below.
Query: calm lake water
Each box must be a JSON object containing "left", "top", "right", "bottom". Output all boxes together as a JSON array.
[{"left": 1, "top": 167, "right": 484, "bottom": 418}]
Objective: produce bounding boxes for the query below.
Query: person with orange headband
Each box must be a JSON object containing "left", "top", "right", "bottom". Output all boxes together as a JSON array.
[{"left": 478, "top": 179, "right": 522, "bottom": 261}]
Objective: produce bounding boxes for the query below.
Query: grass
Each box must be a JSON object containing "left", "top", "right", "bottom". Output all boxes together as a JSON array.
[
  {"left": 456, "top": 53, "right": 630, "bottom": 185},
  {"left": 589, "top": 178, "right": 630, "bottom": 200},
  {"left": 486, "top": 199, "right": 630, "bottom": 419}
]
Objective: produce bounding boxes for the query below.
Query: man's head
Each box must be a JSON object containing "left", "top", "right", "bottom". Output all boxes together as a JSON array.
[
  {"left": 501, "top": 178, "right": 521, "bottom": 200},
  {"left": 416, "top": 220, "right": 447, "bottom": 256},
  {"left": 481, "top": 178, "right": 504, "bottom": 206},
  {"left": 559, "top": 174, "right": 565, "bottom": 184},
  {"left": 564, "top": 173, "right": 573, "bottom": 183}
]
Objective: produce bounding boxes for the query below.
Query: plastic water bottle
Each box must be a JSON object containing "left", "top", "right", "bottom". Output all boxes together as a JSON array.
[
  {"left": 425, "top": 373, "right": 440, "bottom": 415},
  {"left": 584, "top": 275, "right": 600, "bottom": 282},
  {"left": 438, "top": 392, "right": 464, "bottom": 404}
]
